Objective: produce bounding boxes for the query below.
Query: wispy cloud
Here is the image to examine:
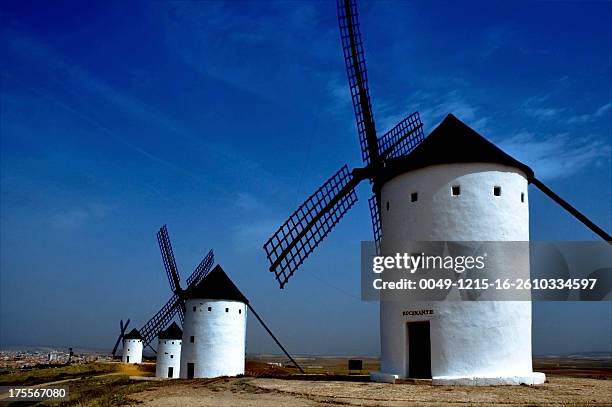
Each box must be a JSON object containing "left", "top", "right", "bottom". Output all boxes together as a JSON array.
[
  {"left": 566, "top": 103, "right": 612, "bottom": 124},
  {"left": 4, "top": 31, "right": 188, "bottom": 138},
  {"left": 234, "top": 192, "right": 260, "bottom": 212},
  {"left": 325, "top": 75, "right": 352, "bottom": 114},
  {"left": 499, "top": 132, "right": 611, "bottom": 180},
  {"left": 51, "top": 203, "right": 112, "bottom": 230},
  {"left": 522, "top": 94, "right": 565, "bottom": 120},
  {"left": 159, "top": 1, "right": 333, "bottom": 101},
  {"left": 525, "top": 107, "right": 566, "bottom": 120},
  {"left": 231, "top": 218, "right": 280, "bottom": 254},
  {"left": 416, "top": 91, "right": 490, "bottom": 134},
  {"left": 1, "top": 30, "right": 286, "bottom": 198}
]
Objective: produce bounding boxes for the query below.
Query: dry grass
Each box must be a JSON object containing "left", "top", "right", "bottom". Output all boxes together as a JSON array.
[
  {"left": 56, "top": 374, "right": 162, "bottom": 407},
  {"left": 0, "top": 363, "right": 117, "bottom": 386},
  {"left": 1, "top": 362, "right": 162, "bottom": 406}
]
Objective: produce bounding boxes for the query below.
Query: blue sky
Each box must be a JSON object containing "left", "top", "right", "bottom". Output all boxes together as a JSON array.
[{"left": 1, "top": 0, "right": 610, "bottom": 355}]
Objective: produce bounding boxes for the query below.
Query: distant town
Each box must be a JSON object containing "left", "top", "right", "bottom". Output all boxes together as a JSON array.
[{"left": 0, "top": 348, "right": 113, "bottom": 371}]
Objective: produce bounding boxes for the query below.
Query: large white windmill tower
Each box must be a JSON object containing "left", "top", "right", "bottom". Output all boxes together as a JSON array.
[
  {"left": 263, "top": 0, "right": 611, "bottom": 386},
  {"left": 373, "top": 114, "right": 544, "bottom": 384}
]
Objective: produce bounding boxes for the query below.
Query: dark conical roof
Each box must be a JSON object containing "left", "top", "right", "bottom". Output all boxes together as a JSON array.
[
  {"left": 183, "top": 265, "right": 248, "bottom": 303},
  {"left": 377, "top": 114, "right": 533, "bottom": 186},
  {"left": 123, "top": 328, "right": 143, "bottom": 340},
  {"left": 158, "top": 322, "right": 183, "bottom": 339}
]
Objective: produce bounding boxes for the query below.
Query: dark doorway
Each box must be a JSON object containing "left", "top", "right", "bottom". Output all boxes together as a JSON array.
[
  {"left": 168, "top": 367, "right": 173, "bottom": 378},
  {"left": 126, "top": 356, "right": 129, "bottom": 363},
  {"left": 407, "top": 321, "right": 432, "bottom": 378},
  {"left": 187, "top": 363, "right": 195, "bottom": 379}
]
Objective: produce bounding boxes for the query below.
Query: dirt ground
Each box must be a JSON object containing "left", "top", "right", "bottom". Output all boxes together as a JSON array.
[{"left": 130, "top": 375, "right": 612, "bottom": 407}]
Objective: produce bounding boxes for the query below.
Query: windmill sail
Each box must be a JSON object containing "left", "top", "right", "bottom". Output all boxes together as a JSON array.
[
  {"left": 112, "top": 319, "right": 130, "bottom": 356},
  {"left": 338, "top": 0, "right": 379, "bottom": 166},
  {"left": 187, "top": 249, "right": 215, "bottom": 286},
  {"left": 135, "top": 225, "right": 217, "bottom": 347},
  {"left": 157, "top": 225, "right": 181, "bottom": 294},
  {"left": 264, "top": 165, "right": 360, "bottom": 288},
  {"left": 139, "top": 293, "right": 183, "bottom": 347},
  {"left": 377, "top": 111, "right": 425, "bottom": 159},
  {"left": 368, "top": 195, "right": 382, "bottom": 252}
]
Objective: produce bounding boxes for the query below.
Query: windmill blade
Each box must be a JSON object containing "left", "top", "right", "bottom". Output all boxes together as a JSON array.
[
  {"left": 157, "top": 225, "right": 181, "bottom": 294},
  {"left": 111, "top": 318, "right": 130, "bottom": 356},
  {"left": 186, "top": 249, "right": 215, "bottom": 288},
  {"left": 178, "top": 303, "right": 185, "bottom": 325},
  {"left": 368, "top": 195, "right": 381, "bottom": 254},
  {"left": 338, "top": 0, "right": 379, "bottom": 166},
  {"left": 378, "top": 111, "right": 425, "bottom": 160},
  {"left": 264, "top": 165, "right": 362, "bottom": 288},
  {"left": 139, "top": 293, "right": 183, "bottom": 347},
  {"left": 531, "top": 178, "right": 611, "bottom": 241}
]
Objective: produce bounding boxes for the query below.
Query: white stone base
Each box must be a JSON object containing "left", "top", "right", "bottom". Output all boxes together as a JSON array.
[
  {"left": 370, "top": 371, "right": 400, "bottom": 383},
  {"left": 432, "top": 372, "right": 546, "bottom": 386},
  {"left": 371, "top": 371, "right": 545, "bottom": 386}
]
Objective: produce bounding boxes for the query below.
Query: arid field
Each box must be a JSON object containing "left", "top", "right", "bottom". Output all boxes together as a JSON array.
[{"left": 0, "top": 356, "right": 610, "bottom": 406}]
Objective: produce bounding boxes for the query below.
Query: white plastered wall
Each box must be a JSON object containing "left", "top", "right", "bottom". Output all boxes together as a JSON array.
[
  {"left": 155, "top": 338, "right": 181, "bottom": 378},
  {"left": 122, "top": 339, "right": 143, "bottom": 364},
  {"left": 378, "top": 163, "right": 543, "bottom": 384},
  {"left": 180, "top": 299, "right": 247, "bottom": 378}
]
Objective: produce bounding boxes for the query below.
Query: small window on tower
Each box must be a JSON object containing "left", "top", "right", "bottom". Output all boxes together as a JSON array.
[
  {"left": 193, "top": 306, "right": 196, "bottom": 312},
  {"left": 386, "top": 201, "right": 390, "bottom": 211},
  {"left": 494, "top": 186, "right": 501, "bottom": 196},
  {"left": 452, "top": 185, "right": 460, "bottom": 196},
  {"left": 190, "top": 336, "right": 194, "bottom": 343},
  {"left": 225, "top": 308, "right": 229, "bottom": 313},
  {"left": 170, "top": 355, "right": 173, "bottom": 359},
  {"left": 521, "top": 193, "right": 525, "bottom": 203},
  {"left": 411, "top": 192, "right": 418, "bottom": 202},
  {"left": 208, "top": 306, "right": 212, "bottom": 312},
  {"left": 171, "top": 341, "right": 174, "bottom": 344},
  {"left": 239, "top": 309, "right": 242, "bottom": 314}
]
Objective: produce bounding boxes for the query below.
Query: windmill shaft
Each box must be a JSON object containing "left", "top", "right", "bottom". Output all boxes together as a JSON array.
[
  {"left": 532, "top": 178, "right": 611, "bottom": 241},
  {"left": 247, "top": 303, "right": 305, "bottom": 374}
]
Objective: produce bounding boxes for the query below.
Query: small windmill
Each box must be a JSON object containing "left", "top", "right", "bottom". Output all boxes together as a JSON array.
[
  {"left": 137, "top": 225, "right": 215, "bottom": 350},
  {"left": 111, "top": 319, "right": 130, "bottom": 357},
  {"left": 263, "top": 0, "right": 611, "bottom": 290}
]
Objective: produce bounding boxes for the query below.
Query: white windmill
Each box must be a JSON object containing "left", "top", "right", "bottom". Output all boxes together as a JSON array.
[
  {"left": 263, "top": 0, "right": 610, "bottom": 385},
  {"left": 121, "top": 329, "right": 143, "bottom": 364},
  {"left": 155, "top": 322, "right": 182, "bottom": 378},
  {"left": 115, "top": 225, "right": 305, "bottom": 379},
  {"left": 180, "top": 265, "right": 248, "bottom": 378}
]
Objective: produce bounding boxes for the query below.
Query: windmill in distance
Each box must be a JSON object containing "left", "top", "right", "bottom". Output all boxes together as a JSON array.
[
  {"left": 111, "top": 319, "right": 130, "bottom": 357},
  {"left": 136, "top": 225, "right": 215, "bottom": 351},
  {"left": 116, "top": 225, "right": 305, "bottom": 374}
]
